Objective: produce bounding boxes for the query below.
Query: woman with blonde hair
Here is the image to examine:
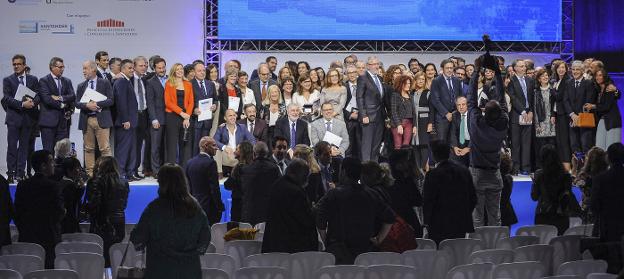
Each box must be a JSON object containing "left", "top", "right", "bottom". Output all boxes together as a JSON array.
[
  {"left": 319, "top": 68, "right": 347, "bottom": 120},
  {"left": 260, "top": 84, "right": 286, "bottom": 145},
  {"left": 164, "top": 63, "right": 194, "bottom": 165},
  {"left": 292, "top": 144, "right": 323, "bottom": 202}
]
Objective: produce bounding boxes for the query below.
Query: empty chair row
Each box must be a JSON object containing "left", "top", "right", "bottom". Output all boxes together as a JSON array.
[
  {"left": 0, "top": 269, "right": 79, "bottom": 279},
  {"left": 0, "top": 252, "right": 104, "bottom": 279}
]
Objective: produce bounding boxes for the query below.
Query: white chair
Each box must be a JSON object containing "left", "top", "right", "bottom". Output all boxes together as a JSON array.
[
  {"left": 235, "top": 267, "right": 287, "bottom": 279},
  {"left": 439, "top": 239, "right": 484, "bottom": 267},
  {"left": 109, "top": 242, "right": 135, "bottom": 279},
  {"left": 586, "top": 273, "right": 618, "bottom": 279},
  {"left": 122, "top": 223, "right": 136, "bottom": 242},
  {"left": 54, "top": 242, "right": 102, "bottom": 256},
  {"left": 60, "top": 233, "right": 104, "bottom": 247},
  {"left": 514, "top": 244, "right": 554, "bottom": 276},
  {"left": 468, "top": 249, "right": 514, "bottom": 265},
  {"left": 201, "top": 268, "right": 230, "bottom": 279},
  {"left": 492, "top": 261, "right": 545, "bottom": 279},
  {"left": 199, "top": 253, "right": 236, "bottom": 278},
  {"left": 403, "top": 249, "right": 451, "bottom": 279},
  {"left": 414, "top": 238, "right": 437, "bottom": 250},
  {"left": 540, "top": 276, "right": 581, "bottom": 279},
  {"left": 568, "top": 217, "right": 582, "bottom": 228},
  {"left": 9, "top": 224, "right": 19, "bottom": 242},
  {"left": 23, "top": 269, "right": 80, "bottom": 279},
  {"left": 224, "top": 240, "right": 262, "bottom": 269},
  {"left": 255, "top": 232, "right": 264, "bottom": 241},
  {"left": 244, "top": 253, "right": 290, "bottom": 269},
  {"left": 366, "top": 264, "right": 418, "bottom": 279},
  {"left": 549, "top": 235, "right": 582, "bottom": 275},
  {"left": 563, "top": 225, "right": 594, "bottom": 236},
  {"left": 290, "top": 251, "right": 334, "bottom": 279},
  {"left": 79, "top": 223, "right": 90, "bottom": 233},
  {"left": 557, "top": 259, "right": 608, "bottom": 278},
  {"left": 316, "top": 265, "right": 366, "bottom": 279},
  {"left": 516, "top": 225, "right": 558, "bottom": 244},
  {"left": 444, "top": 262, "right": 493, "bottom": 279},
  {"left": 0, "top": 255, "right": 43, "bottom": 277},
  {"left": 254, "top": 222, "right": 266, "bottom": 233},
  {"left": 472, "top": 226, "right": 509, "bottom": 249},
  {"left": 211, "top": 222, "right": 253, "bottom": 254},
  {"left": 354, "top": 252, "right": 403, "bottom": 266},
  {"left": 496, "top": 236, "right": 540, "bottom": 250},
  {"left": 0, "top": 269, "right": 22, "bottom": 279},
  {"left": 207, "top": 243, "right": 217, "bottom": 254},
  {"left": 1, "top": 243, "right": 46, "bottom": 260},
  {"left": 54, "top": 252, "right": 104, "bottom": 279}
]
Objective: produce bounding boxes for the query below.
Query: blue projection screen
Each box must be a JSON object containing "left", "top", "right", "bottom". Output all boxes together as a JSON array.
[{"left": 218, "top": 0, "right": 561, "bottom": 41}]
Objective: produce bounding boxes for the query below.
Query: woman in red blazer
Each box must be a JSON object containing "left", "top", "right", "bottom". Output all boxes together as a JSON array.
[{"left": 164, "top": 63, "right": 195, "bottom": 166}]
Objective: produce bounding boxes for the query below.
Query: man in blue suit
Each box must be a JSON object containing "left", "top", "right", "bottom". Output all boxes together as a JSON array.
[
  {"left": 76, "top": 60, "right": 114, "bottom": 176},
  {"left": 113, "top": 59, "right": 139, "bottom": 180},
  {"left": 191, "top": 61, "right": 217, "bottom": 156},
  {"left": 214, "top": 109, "right": 256, "bottom": 177},
  {"left": 38, "top": 57, "right": 76, "bottom": 153},
  {"left": 145, "top": 57, "right": 167, "bottom": 176},
  {"left": 2, "top": 54, "right": 39, "bottom": 183},
  {"left": 430, "top": 58, "right": 463, "bottom": 142},
  {"left": 185, "top": 136, "right": 223, "bottom": 225}
]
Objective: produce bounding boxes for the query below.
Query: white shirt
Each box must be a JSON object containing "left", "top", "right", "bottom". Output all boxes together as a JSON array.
[
  {"left": 247, "top": 119, "right": 256, "bottom": 133},
  {"left": 225, "top": 125, "right": 237, "bottom": 150},
  {"left": 97, "top": 66, "right": 108, "bottom": 76},
  {"left": 292, "top": 90, "right": 320, "bottom": 107},
  {"left": 269, "top": 110, "right": 279, "bottom": 126},
  {"left": 345, "top": 81, "right": 358, "bottom": 112},
  {"left": 241, "top": 87, "right": 256, "bottom": 106},
  {"left": 133, "top": 72, "right": 147, "bottom": 109}
]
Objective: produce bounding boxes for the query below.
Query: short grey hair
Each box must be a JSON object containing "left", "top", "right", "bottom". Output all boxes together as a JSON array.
[
  {"left": 253, "top": 141, "right": 269, "bottom": 158},
  {"left": 287, "top": 102, "right": 300, "bottom": 111},
  {"left": 133, "top": 56, "right": 148, "bottom": 65},
  {"left": 367, "top": 56, "right": 379, "bottom": 65},
  {"left": 83, "top": 60, "right": 97, "bottom": 70},
  {"left": 571, "top": 60, "right": 584, "bottom": 70},
  {"left": 54, "top": 138, "right": 72, "bottom": 158}
]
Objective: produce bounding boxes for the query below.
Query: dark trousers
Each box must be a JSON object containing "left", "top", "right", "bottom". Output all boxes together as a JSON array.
[
  {"left": 150, "top": 125, "right": 165, "bottom": 173},
  {"left": 135, "top": 111, "right": 151, "bottom": 173},
  {"left": 434, "top": 118, "right": 451, "bottom": 142},
  {"left": 569, "top": 126, "right": 594, "bottom": 153},
  {"left": 193, "top": 120, "right": 213, "bottom": 156},
  {"left": 6, "top": 125, "right": 32, "bottom": 176},
  {"left": 165, "top": 113, "right": 192, "bottom": 166},
  {"left": 26, "top": 126, "right": 38, "bottom": 176},
  {"left": 114, "top": 126, "right": 136, "bottom": 178},
  {"left": 345, "top": 119, "right": 361, "bottom": 159},
  {"left": 511, "top": 123, "right": 532, "bottom": 172},
  {"left": 360, "top": 119, "right": 384, "bottom": 161},
  {"left": 40, "top": 120, "right": 69, "bottom": 153},
  {"left": 555, "top": 114, "right": 572, "bottom": 162}
]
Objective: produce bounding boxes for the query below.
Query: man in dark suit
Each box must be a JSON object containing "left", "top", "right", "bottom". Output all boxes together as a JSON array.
[
  {"left": 185, "top": 136, "right": 224, "bottom": 225},
  {"left": 113, "top": 59, "right": 139, "bottom": 180},
  {"left": 2, "top": 54, "right": 39, "bottom": 183},
  {"left": 0, "top": 174, "right": 13, "bottom": 247},
  {"left": 240, "top": 142, "right": 281, "bottom": 225},
  {"left": 343, "top": 65, "right": 361, "bottom": 159},
  {"left": 271, "top": 136, "right": 290, "bottom": 176},
  {"left": 76, "top": 60, "right": 114, "bottom": 176},
  {"left": 450, "top": 96, "right": 471, "bottom": 167},
  {"left": 262, "top": 158, "right": 317, "bottom": 253},
  {"left": 95, "top": 51, "right": 113, "bottom": 83},
  {"left": 191, "top": 62, "right": 218, "bottom": 156},
  {"left": 250, "top": 56, "right": 278, "bottom": 81},
  {"left": 423, "top": 140, "right": 477, "bottom": 245},
  {"left": 507, "top": 59, "right": 535, "bottom": 175},
  {"left": 274, "top": 103, "right": 310, "bottom": 156},
  {"left": 248, "top": 64, "right": 277, "bottom": 107},
  {"left": 145, "top": 57, "right": 167, "bottom": 176},
  {"left": 430, "top": 59, "right": 463, "bottom": 142},
  {"left": 591, "top": 143, "right": 624, "bottom": 243},
  {"left": 356, "top": 56, "right": 387, "bottom": 161},
  {"left": 38, "top": 57, "right": 76, "bottom": 153},
  {"left": 565, "top": 60, "right": 596, "bottom": 153},
  {"left": 130, "top": 56, "right": 151, "bottom": 178},
  {"left": 14, "top": 150, "right": 65, "bottom": 268},
  {"left": 238, "top": 104, "right": 268, "bottom": 143}
]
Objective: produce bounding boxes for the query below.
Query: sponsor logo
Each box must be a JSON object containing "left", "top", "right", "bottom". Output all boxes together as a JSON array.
[
  {"left": 8, "top": 0, "right": 42, "bottom": 5},
  {"left": 97, "top": 18, "right": 125, "bottom": 28},
  {"left": 86, "top": 18, "right": 138, "bottom": 37},
  {"left": 46, "top": 0, "right": 75, "bottom": 4},
  {"left": 19, "top": 20, "right": 75, "bottom": 34}
]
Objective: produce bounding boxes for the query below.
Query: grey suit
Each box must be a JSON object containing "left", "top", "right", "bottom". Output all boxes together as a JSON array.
[
  {"left": 310, "top": 118, "right": 350, "bottom": 156},
  {"left": 249, "top": 79, "right": 277, "bottom": 110},
  {"left": 356, "top": 71, "right": 386, "bottom": 161},
  {"left": 145, "top": 75, "right": 166, "bottom": 173}
]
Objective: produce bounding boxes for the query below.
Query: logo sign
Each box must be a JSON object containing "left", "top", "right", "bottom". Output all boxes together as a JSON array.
[
  {"left": 19, "top": 20, "right": 75, "bottom": 34},
  {"left": 86, "top": 18, "right": 138, "bottom": 37}
]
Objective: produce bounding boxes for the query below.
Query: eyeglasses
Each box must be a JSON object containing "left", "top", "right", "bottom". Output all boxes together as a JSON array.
[{"left": 12, "top": 63, "right": 24, "bottom": 66}]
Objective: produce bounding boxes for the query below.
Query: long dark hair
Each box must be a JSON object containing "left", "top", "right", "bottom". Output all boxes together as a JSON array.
[
  {"left": 237, "top": 141, "right": 254, "bottom": 165},
  {"left": 157, "top": 164, "right": 201, "bottom": 218},
  {"left": 539, "top": 144, "right": 567, "bottom": 193}
]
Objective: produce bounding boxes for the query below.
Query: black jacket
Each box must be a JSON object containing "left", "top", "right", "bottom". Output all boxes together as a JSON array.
[
  {"left": 593, "top": 86, "right": 621, "bottom": 130},
  {"left": 240, "top": 157, "right": 281, "bottom": 225},
  {"left": 273, "top": 117, "right": 310, "bottom": 147},
  {"left": 185, "top": 153, "right": 224, "bottom": 225},
  {"left": 59, "top": 177, "right": 85, "bottom": 233},
  {"left": 262, "top": 176, "right": 318, "bottom": 253},
  {"left": 0, "top": 175, "right": 14, "bottom": 246},
  {"left": 86, "top": 174, "right": 129, "bottom": 224},
  {"left": 591, "top": 165, "right": 624, "bottom": 242}
]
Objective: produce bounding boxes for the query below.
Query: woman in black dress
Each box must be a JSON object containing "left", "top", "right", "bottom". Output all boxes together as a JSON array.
[
  {"left": 411, "top": 72, "right": 433, "bottom": 171},
  {"left": 224, "top": 141, "right": 254, "bottom": 222},
  {"left": 550, "top": 60, "right": 572, "bottom": 170}
]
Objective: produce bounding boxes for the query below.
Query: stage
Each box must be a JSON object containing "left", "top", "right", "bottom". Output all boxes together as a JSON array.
[{"left": 8, "top": 176, "right": 582, "bottom": 235}]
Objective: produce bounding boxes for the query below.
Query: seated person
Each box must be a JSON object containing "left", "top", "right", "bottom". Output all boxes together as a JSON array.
[
  {"left": 310, "top": 102, "right": 349, "bottom": 157},
  {"left": 450, "top": 96, "right": 471, "bottom": 167},
  {"left": 214, "top": 109, "right": 256, "bottom": 177}
]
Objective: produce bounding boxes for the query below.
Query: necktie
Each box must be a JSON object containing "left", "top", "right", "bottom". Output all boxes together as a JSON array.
[
  {"left": 447, "top": 77, "right": 455, "bottom": 100},
  {"left": 460, "top": 114, "right": 466, "bottom": 145},
  {"left": 279, "top": 161, "right": 286, "bottom": 175},
  {"left": 290, "top": 122, "right": 296, "bottom": 149},
  {"left": 137, "top": 78, "right": 145, "bottom": 110},
  {"left": 352, "top": 84, "right": 357, "bottom": 95},
  {"left": 19, "top": 76, "right": 24, "bottom": 85},
  {"left": 373, "top": 75, "right": 383, "bottom": 97},
  {"left": 249, "top": 121, "right": 254, "bottom": 134},
  {"left": 326, "top": 121, "right": 331, "bottom": 132},
  {"left": 55, "top": 77, "right": 62, "bottom": 93},
  {"left": 200, "top": 80, "right": 207, "bottom": 97},
  {"left": 520, "top": 77, "right": 528, "bottom": 108},
  {"left": 261, "top": 82, "right": 267, "bottom": 101},
  {"left": 89, "top": 80, "right": 94, "bottom": 89},
  {"left": 575, "top": 81, "right": 580, "bottom": 88},
  {"left": 160, "top": 77, "right": 166, "bottom": 87}
]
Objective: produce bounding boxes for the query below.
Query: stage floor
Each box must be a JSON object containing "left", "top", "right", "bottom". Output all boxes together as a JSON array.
[{"left": 8, "top": 176, "right": 581, "bottom": 235}]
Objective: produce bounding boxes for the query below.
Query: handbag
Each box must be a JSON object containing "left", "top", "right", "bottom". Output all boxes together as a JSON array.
[
  {"left": 577, "top": 109, "right": 596, "bottom": 128},
  {"left": 378, "top": 216, "right": 418, "bottom": 253},
  {"left": 116, "top": 242, "right": 145, "bottom": 279}
]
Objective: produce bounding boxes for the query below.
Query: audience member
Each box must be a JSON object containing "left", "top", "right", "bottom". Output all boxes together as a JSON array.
[
  {"left": 58, "top": 157, "right": 85, "bottom": 234},
  {"left": 575, "top": 147, "right": 608, "bottom": 225},
  {"left": 262, "top": 158, "right": 318, "bottom": 253},
  {"left": 591, "top": 143, "right": 624, "bottom": 242},
  {"left": 388, "top": 150, "right": 424, "bottom": 236},
  {"left": 270, "top": 136, "right": 290, "bottom": 175},
  {"left": 0, "top": 174, "right": 13, "bottom": 246},
  {"left": 292, "top": 144, "right": 323, "bottom": 203},
  {"left": 224, "top": 141, "right": 254, "bottom": 222},
  {"left": 130, "top": 164, "right": 210, "bottom": 279},
  {"left": 499, "top": 153, "right": 518, "bottom": 227},
  {"left": 240, "top": 142, "right": 281, "bottom": 225},
  {"left": 185, "top": 136, "right": 224, "bottom": 225}
]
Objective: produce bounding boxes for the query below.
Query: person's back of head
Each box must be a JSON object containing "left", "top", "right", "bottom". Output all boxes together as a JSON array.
[
  {"left": 607, "top": 142, "right": 624, "bottom": 168},
  {"left": 285, "top": 158, "right": 310, "bottom": 187},
  {"left": 253, "top": 141, "right": 269, "bottom": 159},
  {"left": 484, "top": 100, "right": 506, "bottom": 130},
  {"left": 582, "top": 146, "right": 608, "bottom": 177},
  {"left": 539, "top": 144, "right": 566, "bottom": 186},
  {"left": 388, "top": 149, "right": 418, "bottom": 181},
  {"left": 95, "top": 156, "right": 121, "bottom": 179},
  {"left": 157, "top": 164, "right": 200, "bottom": 218},
  {"left": 500, "top": 152, "right": 513, "bottom": 175},
  {"left": 54, "top": 138, "right": 72, "bottom": 159},
  {"left": 361, "top": 161, "right": 384, "bottom": 188},
  {"left": 31, "top": 149, "right": 53, "bottom": 177},
  {"left": 340, "top": 157, "right": 361, "bottom": 186},
  {"left": 430, "top": 140, "right": 450, "bottom": 163},
  {"left": 61, "top": 157, "right": 82, "bottom": 180}
]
